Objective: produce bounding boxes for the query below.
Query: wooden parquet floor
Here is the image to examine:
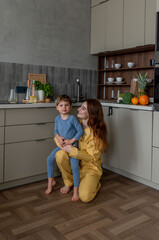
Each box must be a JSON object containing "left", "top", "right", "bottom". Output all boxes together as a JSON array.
[{"left": 0, "top": 170, "right": 159, "bottom": 240}]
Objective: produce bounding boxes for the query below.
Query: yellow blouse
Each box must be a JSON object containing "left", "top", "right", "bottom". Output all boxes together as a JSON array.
[{"left": 69, "top": 127, "right": 103, "bottom": 177}]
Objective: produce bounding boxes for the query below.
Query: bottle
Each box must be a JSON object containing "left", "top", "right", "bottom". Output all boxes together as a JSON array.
[
  {"left": 30, "top": 80, "right": 37, "bottom": 103},
  {"left": 26, "top": 80, "right": 31, "bottom": 100},
  {"left": 32, "top": 80, "right": 36, "bottom": 96}
]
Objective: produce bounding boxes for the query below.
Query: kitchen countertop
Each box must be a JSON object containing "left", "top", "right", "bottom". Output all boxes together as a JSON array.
[{"left": 0, "top": 101, "right": 154, "bottom": 110}]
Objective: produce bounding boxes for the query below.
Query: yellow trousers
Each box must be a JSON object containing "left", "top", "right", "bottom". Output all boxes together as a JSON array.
[{"left": 55, "top": 150, "right": 101, "bottom": 202}]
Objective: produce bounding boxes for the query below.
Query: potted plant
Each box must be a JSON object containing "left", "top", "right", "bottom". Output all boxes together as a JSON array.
[
  {"left": 35, "top": 81, "right": 45, "bottom": 101},
  {"left": 43, "top": 82, "right": 53, "bottom": 103}
]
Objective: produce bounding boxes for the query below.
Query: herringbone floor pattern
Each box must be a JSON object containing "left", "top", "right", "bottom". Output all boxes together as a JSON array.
[{"left": 0, "top": 170, "right": 159, "bottom": 240}]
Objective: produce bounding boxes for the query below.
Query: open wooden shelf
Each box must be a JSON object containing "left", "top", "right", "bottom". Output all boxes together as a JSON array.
[
  {"left": 99, "top": 66, "right": 154, "bottom": 72},
  {"left": 97, "top": 45, "right": 155, "bottom": 101}
]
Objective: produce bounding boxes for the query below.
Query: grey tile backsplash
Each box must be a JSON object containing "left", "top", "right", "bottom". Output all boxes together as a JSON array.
[{"left": 0, "top": 62, "right": 97, "bottom": 101}]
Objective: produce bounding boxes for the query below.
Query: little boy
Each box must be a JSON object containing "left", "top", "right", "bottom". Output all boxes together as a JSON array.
[{"left": 45, "top": 94, "right": 83, "bottom": 201}]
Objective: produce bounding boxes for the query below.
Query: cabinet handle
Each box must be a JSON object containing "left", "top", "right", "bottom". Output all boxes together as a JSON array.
[
  {"left": 36, "top": 123, "right": 47, "bottom": 125},
  {"left": 108, "top": 107, "right": 113, "bottom": 116},
  {"left": 35, "top": 139, "right": 46, "bottom": 142}
]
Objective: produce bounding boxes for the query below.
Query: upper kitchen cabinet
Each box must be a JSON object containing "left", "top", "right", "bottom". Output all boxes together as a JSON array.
[
  {"left": 105, "top": 0, "right": 123, "bottom": 51},
  {"left": 91, "top": 0, "right": 105, "bottom": 7},
  {"left": 157, "top": 0, "right": 159, "bottom": 12},
  {"left": 145, "top": 0, "right": 156, "bottom": 45},
  {"left": 123, "top": 0, "right": 145, "bottom": 49},
  {"left": 91, "top": 2, "right": 106, "bottom": 54}
]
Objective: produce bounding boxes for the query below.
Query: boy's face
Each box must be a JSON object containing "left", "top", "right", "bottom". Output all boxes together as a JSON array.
[{"left": 56, "top": 100, "right": 72, "bottom": 116}]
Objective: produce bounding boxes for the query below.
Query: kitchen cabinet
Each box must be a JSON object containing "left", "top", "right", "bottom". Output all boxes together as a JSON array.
[
  {"left": 152, "top": 111, "right": 159, "bottom": 147},
  {"left": 102, "top": 106, "right": 119, "bottom": 168},
  {"left": 91, "top": 0, "right": 156, "bottom": 54},
  {"left": 91, "top": 2, "right": 106, "bottom": 54},
  {"left": 123, "top": 0, "right": 145, "bottom": 49},
  {"left": 102, "top": 107, "right": 152, "bottom": 181},
  {"left": 105, "top": 0, "right": 123, "bottom": 51},
  {"left": 91, "top": 0, "right": 104, "bottom": 7},
  {"left": 152, "top": 112, "right": 159, "bottom": 184},
  {"left": 145, "top": 0, "right": 156, "bottom": 45},
  {"left": 4, "top": 107, "right": 59, "bottom": 182},
  {"left": 152, "top": 148, "right": 159, "bottom": 184},
  {"left": 0, "top": 110, "right": 4, "bottom": 183},
  {"left": 5, "top": 139, "right": 56, "bottom": 181},
  {"left": 157, "top": 0, "right": 159, "bottom": 12},
  {"left": 97, "top": 45, "right": 155, "bottom": 100},
  {"left": 118, "top": 108, "right": 152, "bottom": 180}
]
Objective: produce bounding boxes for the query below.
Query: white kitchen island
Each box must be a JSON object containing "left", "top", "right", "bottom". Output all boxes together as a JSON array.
[{"left": 0, "top": 101, "right": 157, "bottom": 191}]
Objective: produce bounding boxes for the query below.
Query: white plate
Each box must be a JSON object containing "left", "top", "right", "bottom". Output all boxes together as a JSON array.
[
  {"left": 114, "top": 81, "right": 125, "bottom": 84},
  {"left": 106, "top": 81, "right": 115, "bottom": 84}
]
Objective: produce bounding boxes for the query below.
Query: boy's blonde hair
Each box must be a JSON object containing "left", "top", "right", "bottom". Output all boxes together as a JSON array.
[{"left": 56, "top": 95, "right": 72, "bottom": 106}]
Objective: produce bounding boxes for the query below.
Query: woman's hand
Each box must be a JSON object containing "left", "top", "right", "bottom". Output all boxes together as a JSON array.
[{"left": 61, "top": 144, "right": 73, "bottom": 153}]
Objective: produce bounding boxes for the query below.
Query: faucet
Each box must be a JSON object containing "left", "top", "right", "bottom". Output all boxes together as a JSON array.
[{"left": 76, "top": 78, "right": 80, "bottom": 102}]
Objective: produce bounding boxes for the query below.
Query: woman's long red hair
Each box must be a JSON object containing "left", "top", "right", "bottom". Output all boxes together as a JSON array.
[{"left": 86, "top": 99, "right": 108, "bottom": 151}]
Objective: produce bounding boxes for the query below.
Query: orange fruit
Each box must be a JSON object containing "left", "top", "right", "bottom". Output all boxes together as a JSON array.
[
  {"left": 131, "top": 97, "right": 139, "bottom": 105},
  {"left": 139, "top": 95, "right": 149, "bottom": 105}
]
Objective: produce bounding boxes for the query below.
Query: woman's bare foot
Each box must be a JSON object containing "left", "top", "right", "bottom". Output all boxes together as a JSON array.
[
  {"left": 45, "top": 179, "right": 56, "bottom": 195},
  {"left": 72, "top": 187, "right": 79, "bottom": 202},
  {"left": 60, "top": 186, "right": 71, "bottom": 194}
]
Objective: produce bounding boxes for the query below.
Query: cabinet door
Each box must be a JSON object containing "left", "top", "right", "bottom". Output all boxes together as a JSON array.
[
  {"left": 0, "top": 145, "right": 3, "bottom": 183},
  {"left": 91, "top": 3, "right": 106, "bottom": 54},
  {"left": 157, "top": 0, "right": 159, "bottom": 12},
  {"left": 152, "top": 147, "right": 159, "bottom": 184},
  {"left": 102, "top": 107, "right": 119, "bottom": 168},
  {"left": 105, "top": 0, "right": 123, "bottom": 51},
  {"left": 118, "top": 109, "right": 152, "bottom": 180},
  {"left": 91, "top": 0, "right": 104, "bottom": 7},
  {"left": 0, "top": 127, "right": 4, "bottom": 144},
  {"left": 145, "top": 0, "right": 156, "bottom": 45},
  {"left": 0, "top": 110, "right": 5, "bottom": 126},
  {"left": 123, "top": 0, "right": 145, "bottom": 48},
  {"left": 5, "top": 139, "right": 58, "bottom": 182},
  {"left": 153, "top": 112, "right": 159, "bottom": 148}
]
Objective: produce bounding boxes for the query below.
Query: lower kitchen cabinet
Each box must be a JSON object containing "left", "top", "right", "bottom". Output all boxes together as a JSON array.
[
  {"left": 0, "top": 145, "right": 4, "bottom": 183},
  {"left": 152, "top": 147, "right": 159, "bottom": 184},
  {"left": 102, "top": 106, "right": 152, "bottom": 181},
  {"left": 5, "top": 138, "right": 57, "bottom": 182},
  {"left": 102, "top": 106, "right": 119, "bottom": 168},
  {"left": 118, "top": 109, "right": 152, "bottom": 180}
]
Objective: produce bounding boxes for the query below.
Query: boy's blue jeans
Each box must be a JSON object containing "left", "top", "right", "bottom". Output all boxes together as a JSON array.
[{"left": 47, "top": 147, "right": 80, "bottom": 187}]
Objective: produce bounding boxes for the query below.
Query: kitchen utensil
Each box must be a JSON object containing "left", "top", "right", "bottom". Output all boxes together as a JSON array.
[
  {"left": 127, "top": 62, "right": 135, "bottom": 68},
  {"left": 115, "top": 63, "right": 121, "bottom": 69},
  {"left": 116, "top": 77, "right": 123, "bottom": 83},
  {"left": 111, "top": 90, "right": 115, "bottom": 99},
  {"left": 108, "top": 77, "right": 114, "bottom": 83}
]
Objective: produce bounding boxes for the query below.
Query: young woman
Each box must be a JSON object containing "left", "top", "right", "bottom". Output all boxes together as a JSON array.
[{"left": 55, "top": 99, "right": 108, "bottom": 202}]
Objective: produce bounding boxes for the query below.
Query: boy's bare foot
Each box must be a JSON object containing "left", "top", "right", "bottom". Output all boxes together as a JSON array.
[
  {"left": 72, "top": 195, "right": 80, "bottom": 202},
  {"left": 72, "top": 187, "right": 79, "bottom": 201},
  {"left": 45, "top": 180, "right": 56, "bottom": 195},
  {"left": 60, "top": 186, "right": 71, "bottom": 194}
]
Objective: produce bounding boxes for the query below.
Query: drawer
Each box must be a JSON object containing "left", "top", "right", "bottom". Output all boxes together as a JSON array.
[
  {"left": 0, "top": 145, "right": 4, "bottom": 183},
  {"left": 6, "top": 108, "right": 58, "bottom": 125},
  {"left": 0, "top": 127, "right": 4, "bottom": 144},
  {"left": 0, "top": 110, "right": 5, "bottom": 126},
  {"left": 153, "top": 112, "right": 159, "bottom": 147},
  {"left": 5, "top": 139, "right": 58, "bottom": 181},
  {"left": 5, "top": 123, "right": 54, "bottom": 143}
]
